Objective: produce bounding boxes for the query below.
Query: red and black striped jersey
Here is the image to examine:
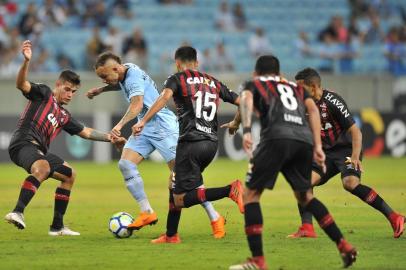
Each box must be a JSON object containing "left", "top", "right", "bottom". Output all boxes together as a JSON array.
[
  {"left": 9, "top": 83, "right": 84, "bottom": 153},
  {"left": 163, "top": 69, "right": 238, "bottom": 142},
  {"left": 241, "top": 76, "right": 313, "bottom": 145},
  {"left": 316, "top": 89, "right": 355, "bottom": 150}
]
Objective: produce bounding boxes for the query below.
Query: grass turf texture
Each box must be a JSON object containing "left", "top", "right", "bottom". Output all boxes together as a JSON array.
[{"left": 0, "top": 157, "right": 405, "bottom": 270}]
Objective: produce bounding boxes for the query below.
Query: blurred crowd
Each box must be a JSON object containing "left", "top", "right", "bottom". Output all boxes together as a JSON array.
[
  {"left": 0, "top": 0, "right": 406, "bottom": 76},
  {"left": 293, "top": 0, "right": 406, "bottom": 75}
]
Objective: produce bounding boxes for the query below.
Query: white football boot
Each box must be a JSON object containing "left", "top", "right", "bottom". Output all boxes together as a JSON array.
[
  {"left": 48, "top": 227, "right": 80, "bottom": 236},
  {"left": 5, "top": 212, "right": 26, "bottom": 229}
]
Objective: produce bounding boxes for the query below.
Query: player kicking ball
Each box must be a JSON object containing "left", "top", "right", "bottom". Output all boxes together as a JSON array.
[
  {"left": 4, "top": 40, "right": 123, "bottom": 236},
  {"left": 132, "top": 46, "right": 244, "bottom": 243},
  {"left": 288, "top": 68, "right": 405, "bottom": 239},
  {"left": 87, "top": 52, "right": 227, "bottom": 238}
]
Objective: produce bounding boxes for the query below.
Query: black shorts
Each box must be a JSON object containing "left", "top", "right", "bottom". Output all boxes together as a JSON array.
[
  {"left": 247, "top": 139, "right": 313, "bottom": 192},
  {"left": 312, "top": 145, "right": 362, "bottom": 186},
  {"left": 9, "top": 142, "right": 64, "bottom": 177},
  {"left": 173, "top": 140, "right": 217, "bottom": 194}
]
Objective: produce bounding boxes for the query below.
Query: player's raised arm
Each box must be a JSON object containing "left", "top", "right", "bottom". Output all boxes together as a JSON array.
[
  {"left": 239, "top": 90, "right": 254, "bottom": 156},
  {"left": 16, "top": 40, "right": 32, "bottom": 94},
  {"left": 132, "top": 88, "right": 173, "bottom": 135},
  {"left": 86, "top": 84, "right": 120, "bottom": 99}
]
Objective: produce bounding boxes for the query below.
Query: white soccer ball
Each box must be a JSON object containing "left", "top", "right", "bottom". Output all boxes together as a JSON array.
[{"left": 108, "top": 212, "right": 134, "bottom": 238}]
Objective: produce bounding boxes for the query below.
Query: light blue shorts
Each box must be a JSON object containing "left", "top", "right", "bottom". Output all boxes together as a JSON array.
[{"left": 124, "top": 132, "right": 178, "bottom": 162}]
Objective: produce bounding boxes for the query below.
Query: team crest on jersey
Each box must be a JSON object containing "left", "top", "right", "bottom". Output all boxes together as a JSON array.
[{"left": 187, "top": 77, "right": 216, "bottom": 88}]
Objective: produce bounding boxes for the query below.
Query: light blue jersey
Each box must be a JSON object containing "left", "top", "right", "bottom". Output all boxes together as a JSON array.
[{"left": 119, "top": 63, "right": 178, "bottom": 137}]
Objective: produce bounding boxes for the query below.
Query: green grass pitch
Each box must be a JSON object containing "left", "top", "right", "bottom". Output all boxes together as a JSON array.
[{"left": 0, "top": 157, "right": 405, "bottom": 270}]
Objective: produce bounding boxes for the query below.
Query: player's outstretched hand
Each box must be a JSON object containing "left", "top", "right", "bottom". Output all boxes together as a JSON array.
[
  {"left": 242, "top": 133, "right": 253, "bottom": 158},
  {"left": 345, "top": 157, "right": 364, "bottom": 172},
  {"left": 220, "top": 120, "right": 240, "bottom": 135},
  {"left": 86, "top": 88, "right": 102, "bottom": 99},
  {"left": 132, "top": 121, "right": 145, "bottom": 136},
  {"left": 313, "top": 145, "right": 326, "bottom": 173},
  {"left": 111, "top": 136, "right": 127, "bottom": 152},
  {"left": 21, "top": 40, "right": 32, "bottom": 61},
  {"left": 111, "top": 124, "right": 122, "bottom": 137}
]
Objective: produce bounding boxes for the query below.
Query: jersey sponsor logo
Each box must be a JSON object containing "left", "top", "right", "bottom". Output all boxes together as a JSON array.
[
  {"left": 284, "top": 113, "right": 303, "bottom": 125},
  {"left": 324, "top": 93, "right": 350, "bottom": 118},
  {"left": 321, "top": 122, "right": 333, "bottom": 130},
  {"left": 186, "top": 77, "right": 216, "bottom": 88},
  {"left": 47, "top": 113, "right": 59, "bottom": 131},
  {"left": 196, "top": 122, "right": 212, "bottom": 134}
]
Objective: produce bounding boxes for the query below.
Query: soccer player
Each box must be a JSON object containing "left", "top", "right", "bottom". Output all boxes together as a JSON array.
[
  {"left": 4, "top": 40, "right": 122, "bottom": 236},
  {"left": 229, "top": 56, "right": 357, "bottom": 270},
  {"left": 86, "top": 52, "right": 227, "bottom": 238},
  {"left": 288, "top": 67, "right": 405, "bottom": 239},
  {"left": 132, "top": 46, "right": 244, "bottom": 243}
]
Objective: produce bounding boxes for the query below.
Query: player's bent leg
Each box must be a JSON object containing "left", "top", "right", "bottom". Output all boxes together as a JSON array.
[
  {"left": 298, "top": 191, "right": 357, "bottom": 268},
  {"left": 179, "top": 180, "right": 244, "bottom": 214},
  {"left": 288, "top": 172, "right": 322, "bottom": 238},
  {"left": 230, "top": 188, "right": 268, "bottom": 270},
  {"left": 49, "top": 162, "right": 79, "bottom": 235},
  {"left": 119, "top": 149, "right": 158, "bottom": 230},
  {"left": 343, "top": 175, "right": 405, "bottom": 238},
  {"left": 5, "top": 159, "right": 50, "bottom": 230}
]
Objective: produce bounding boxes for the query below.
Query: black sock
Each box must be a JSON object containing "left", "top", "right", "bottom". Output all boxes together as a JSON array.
[
  {"left": 183, "top": 186, "right": 231, "bottom": 208},
  {"left": 244, "top": 202, "right": 263, "bottom": 257},
  {"left": 166, "top": 190, "right": 181, "bottom": 237},
  {"left": 350, "top": 184, "right": 394, "bottom": 218},
  {"left": 305, "top": 198, "right": 343, "bottom": 244},
  {"left": 13, "top": 176, "right": 41, "bottom": 213},
  {"left": 298, "top": 203, "right": 313, "bottom": 225},
  {"left": 51, "top": 188, "right": 71, "bottom": 230}
]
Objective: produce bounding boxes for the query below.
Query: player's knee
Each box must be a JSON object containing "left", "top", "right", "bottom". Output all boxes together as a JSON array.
[
  {"left": 118, "top": 159, "right": 138, "bottom": 176},
  {"left": 31, "top": 162, "right": 51, "bottom": 180},
  {"left": 243, "top": 188, "right": 260, "bottom": 204},
  {"left": 65, "top": 168, "right": 76, "bottom": 185},
  {"left": 342, "top": 176, "right": 360, "bottom": 191},
  {"left": 173, "top": 194, "right": 185, "bottom": 208}
]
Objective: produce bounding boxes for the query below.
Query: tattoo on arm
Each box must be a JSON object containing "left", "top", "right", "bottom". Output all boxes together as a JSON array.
[
  {"left": 240, "top": 91, "right": 253, "bottom": 128},
  {"left": 88, "top": 129, "right": 110, "bottom": 142},
  {"left": 101, "top": 84, "right": 121, "bottom": 92}
]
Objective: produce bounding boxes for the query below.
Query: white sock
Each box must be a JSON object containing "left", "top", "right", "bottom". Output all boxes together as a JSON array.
[
  {"left": 201, "top": 201, "right": 219, "bottom": 221},
  {"left": 139, "top": 199, "right": 153, "bottom": 213}
]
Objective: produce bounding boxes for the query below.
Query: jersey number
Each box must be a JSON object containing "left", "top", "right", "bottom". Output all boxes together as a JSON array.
[
  {"left": 194, "top": 91, "right": 217, "bottom": 121},
  {"left": 277, "top": 84, "right": 298, "bottom": 111}
]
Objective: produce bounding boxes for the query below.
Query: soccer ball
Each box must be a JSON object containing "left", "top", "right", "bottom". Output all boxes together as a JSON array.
[{"left": 108, "top": 212, "right": 134, "bottom": 238}]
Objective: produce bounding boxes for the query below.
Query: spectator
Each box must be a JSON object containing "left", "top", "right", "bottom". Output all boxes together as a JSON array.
[
  {"left": 318, "top": 15, "right": 348, "bottom": 43},
  {"left": 86, "top": 27, "right": 107, "bottom": 69},
  {"left": 232, "top": 3, "right": 246, "bottom": 31},
  {"left": 0, "top": 47, "right": 20, "bottom": 77},
  {"left": 338, "top": 35, "right": 359, "bottom": 73},
  {"left": 318, "top": 33, "right": 340, "bottom": 73},
  {"left": 348, "top": 15, "right": 361, "bottom": 40},
  {"left": 212, "top": 42, "right": 233, "bottom": 72},
  {"left": 113, "top": 0, "right": 133, "bottom": 18},
  {"left": 18, "top": 3, "right": 42, "bottom": 39},
  {"left": 104, "top": 26, "right": 123, "bottom": 55},
  {"left": 56, "top": 53, "right": 75, "bottom": 70},
  {"left": 37, "top": 0, "right": 66, "bottom": 27},
  {"left": 294, "top": 31, "right": 313, "bottom": 58},
  {"left": 348, "top": 0, "right": 370, "bottom": 18},
  {"left": 370, "top": 0, "right": 394, "bottom": 20},
  {"left": 200, "top": 48, "right": 214, "bottom": 72},
  {"left": 214, "top": 1, "right": 234, "bottom": 32},
  {"left": 384, "top": 27, "right": 406, "bottom": 76},
  {"left": 122, "top": 28, "right": 148, "bottom": 70},
  {"left": 82, "top": 1, "right": 110, "bottom": 28},
  {"left": 361, "top": 11, "right": 385, "bottom": 44},
  {"left": 249, "top": 27, "right": 272, "bottom": 57}
]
